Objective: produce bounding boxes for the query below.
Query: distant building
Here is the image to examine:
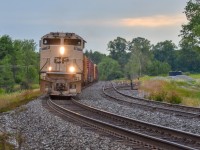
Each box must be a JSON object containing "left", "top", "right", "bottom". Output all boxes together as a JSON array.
[{"left": 169, "top": 71, "right": 182, "bottom": 76}]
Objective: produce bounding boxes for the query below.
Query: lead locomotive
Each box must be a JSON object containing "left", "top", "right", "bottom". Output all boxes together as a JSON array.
[{"left": 39, "top": 32, "right": 98, "bottom": 97}]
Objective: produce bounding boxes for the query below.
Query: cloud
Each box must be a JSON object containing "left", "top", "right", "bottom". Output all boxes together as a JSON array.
[
  {"left": 119, "top": 14, "right": 187, "bottom": 27},
  {"left": 6, "top": 14, "right": 187, "bottom": 30},
  {"left": 61, "top": 14, "right": 187, "bottom": 28}
]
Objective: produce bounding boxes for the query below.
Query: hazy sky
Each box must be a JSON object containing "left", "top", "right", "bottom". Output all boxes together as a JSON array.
[{"left": 0, "top": 0, "right": 188, "bottom": 54}]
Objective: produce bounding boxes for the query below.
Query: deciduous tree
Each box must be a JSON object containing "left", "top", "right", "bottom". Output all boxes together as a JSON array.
[
  {"left": 180, "top": 0, "right": 200, "bottom": 50},
  {"left": 128, "top": 37, "right": 152, "bottom": 75},
  {"left": 152, "top": 40, "right": 177, "bottom": 70},
  {"left": 107, "top": 37, "right": 128, "bottom": 70}
]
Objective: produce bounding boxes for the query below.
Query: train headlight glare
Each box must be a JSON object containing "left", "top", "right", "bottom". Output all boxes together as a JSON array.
[
  {"left": 60, "top": 47, "right": 65, "bottom": 55},
  {"left": 69, "top": 66, "right": 75, "bottom": 73},
  {"left": 48, "top": 66, "right": 52, "bottom": 71}
]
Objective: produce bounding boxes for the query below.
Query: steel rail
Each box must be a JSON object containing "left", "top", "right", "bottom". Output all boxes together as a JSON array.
[
  {"left": 103, "top": 83, "right": 200, "bottom": 118},
  {"left": 114, "top": 83, "right": 200, "bottom": 115},
  {"left": 72, "top": 98, "right": 200, "bottom": 149},
  {"left": 46, "top": 98, "right": 199, "bottom": 150}
]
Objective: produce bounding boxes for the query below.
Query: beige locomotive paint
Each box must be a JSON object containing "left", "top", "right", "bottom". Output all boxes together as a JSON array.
[{"left": 39, "top": 32, "right": 85, "bottom": 96}]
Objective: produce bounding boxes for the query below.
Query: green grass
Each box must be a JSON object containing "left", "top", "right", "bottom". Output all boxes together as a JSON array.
[
  {"left": 140, "top": 76, "right": 200, "bottom": 107},
  {"left": 139, "top": 75, "right": 155, "bottom": 81},
  {"left": 0, "top": 89, "right": 41, "bottom": 113},
  {"left": 0, "top": 88, "right": 41, "bottom": 148},
  {"left": 189, "top": 74, "right": 200, "bottom": 79}
]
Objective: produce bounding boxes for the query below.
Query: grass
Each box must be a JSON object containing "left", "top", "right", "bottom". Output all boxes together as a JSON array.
[
  {"left": 0, "top": 88, "right": 41, "bottom": 149},
  {"left": 0, "top": 133, "right": 14, "bottom": 150},
  {"left": 189, "top": 73, "right": 200, "bottom": 79},
  {"left": 0, "top": 89, "right": 41, "bottom": 113},
  {"left": 138, "top": 75, "right": 155, "bottom": 81},
  {"left": 139, "top": 76, "right": 200, "bottom": 107}
]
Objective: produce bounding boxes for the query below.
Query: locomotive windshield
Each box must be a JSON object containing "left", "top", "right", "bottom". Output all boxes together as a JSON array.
[
  {"left": 64, "top": 39, "right": 81, "bottom": 46},
  {"left": 43, "top": 38, "right": 60, "bottom": 45}
]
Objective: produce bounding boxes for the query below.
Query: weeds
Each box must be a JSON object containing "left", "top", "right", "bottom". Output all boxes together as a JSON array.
[
  {"left": 139, "top": 78, "right": 200, "bottom": 106},
  {"left": 166, "top": 91, "right": 182, "bottom": 104},
  {"left": 0, "top": 89, "right": 41, "bottom": 113},
  {"left": 149, "top": 90, "right": 166, "bottom": 102},
  {"left": 0, "top": 132, "right": 14, "bottom": 150}
]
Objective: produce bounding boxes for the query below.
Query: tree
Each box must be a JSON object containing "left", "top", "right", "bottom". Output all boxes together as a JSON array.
[
  {"left": 84, "top": 50, "right": 106, "bottom": 64},
  {"left": 180, "top": 0, "right": 200, "bottom": 51},
  {"left": 98, "top": 57, "right": 123, "bottom": 80},
  {"left": 128, "top": 37, "right": 152, "bottom": 75},
  {"left": 147, "top": 60, "right": 171, "bottom": 76},
  {"left": 0, "top": 35, "right": 14, "bottom": 59},
  {"left": 152, "top": 40, "right": 177, "bottom": 70},
  {"left": 177, "top": 41, "right": 200, "bottom": 72},
  {"left": 179, "top": 0, "right": 200, "bottom": 73},
  {"left": 107, "top": 37, "right": 128, "bottom": 70},
  {"left": 0, "top": 35, "right": 39, "bottom": 91},
  {"left": 125, "top": 52, "right": 140, "bottom": 79},
  {"left": 0, "top": 56, "right": 15, "bottom": 92},
  {"left": 20, "top": 40, "right": 39, "bottom": 87},
  {"left": 124, "top": 52, "right": 141, "bottom": 89}
]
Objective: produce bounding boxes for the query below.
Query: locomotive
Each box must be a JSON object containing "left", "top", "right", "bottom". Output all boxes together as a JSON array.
[{"left": 39, "top": 32, "right": 98, "bottom": 97}]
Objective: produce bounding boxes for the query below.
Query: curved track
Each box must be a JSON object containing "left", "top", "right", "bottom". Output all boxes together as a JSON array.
[
  {"left": 103, "top": 82, "right": 200, "bottom": 118},
  {"left": 45, "top": 97, "right": 200, "bottom": 150}
]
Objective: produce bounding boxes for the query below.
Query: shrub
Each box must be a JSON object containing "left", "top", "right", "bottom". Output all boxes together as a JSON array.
[
  {"left": 20, "top": 81, "right": 30, "bottom": 90},
  {"left": 149, "top": 91, "right": 166, "bottom": 102},
  {"left": 0, "top": 88, "right": 5, "bottom": 95},
  {"left": 183, "top": 72, "right": 190, "bottom": 76},
  {"left": 166, "top": 91, "right": 182, "bottom": 104}
]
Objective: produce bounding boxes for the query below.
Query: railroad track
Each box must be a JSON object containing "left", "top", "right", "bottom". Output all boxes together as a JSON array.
[
  {"left": 45, "top": 97, "right": 200, "bottom": 150},
  {"left": 103, "top": 82, "right": 200, "bottom": 118}
]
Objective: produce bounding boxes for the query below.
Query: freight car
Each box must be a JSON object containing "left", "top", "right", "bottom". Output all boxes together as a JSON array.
[{"left": 39, "top": 32, "right": 98, "bottom": 97}]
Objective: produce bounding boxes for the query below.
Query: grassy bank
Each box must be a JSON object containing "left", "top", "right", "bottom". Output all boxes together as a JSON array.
[
  {"left": 139, "top": 76, "right": 200, "bottom": 107},
  {"left": 0, "top": 89, "right": 41, "bottom": 113}
]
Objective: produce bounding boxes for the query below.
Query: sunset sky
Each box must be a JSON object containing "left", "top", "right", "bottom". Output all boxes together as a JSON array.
[{"left": 0, "top": 0, "right": 188, "bottom": 54}]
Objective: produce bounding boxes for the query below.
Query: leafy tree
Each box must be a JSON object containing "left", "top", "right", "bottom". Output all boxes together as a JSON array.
[
  {"left": 98, "top": 57, "right": 123, "bottom": 80},
  {"left": 128, "top": 37, "right": 152, "bottom": 75},
  {"left": 0, "top": 35, "right": 39, "bottom": 91},
  {"left": 107, "top": 37, "right": 128, "bottom": 70},
  {"left": 0, "top": 35, "right": 14, "bottom": 59},
  {"left": 147, "top": 60, "right": 171, "bottom": 76},
  {"left": 84, "top": 50, "right": 106, "bottom": 64},
  {"left": 177, "top": 41, "right": 200, "bottom": 72},
  {"left": 125, "top": 52, "right": 140, "bottom": 79},
  {"left": 152, "top": 40, "right": 177, "bottom": 70},
  {"left": 178, "top": 0, "right": 200, "bottom": 73},
  {"left": 180, "top": 0, "right": 200, "bottom": 51},
  {"left": 0, "top": 56, "right": 15, "bottom": 92}
]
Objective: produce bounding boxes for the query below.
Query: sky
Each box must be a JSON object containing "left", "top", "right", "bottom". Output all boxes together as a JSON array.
[{"left": 0, "top": 0, "right": 188, "bottom": 54}]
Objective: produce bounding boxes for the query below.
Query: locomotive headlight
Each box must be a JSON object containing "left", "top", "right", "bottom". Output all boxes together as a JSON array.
[
  {"left": 48, "top": 66, "right": 52, "bottom": 71},
  {"left": 69, "top": 66, "right": 75, "bottom": 73},
  {"left": 60, "top": 46, "right": 65, "bottom": 55}
]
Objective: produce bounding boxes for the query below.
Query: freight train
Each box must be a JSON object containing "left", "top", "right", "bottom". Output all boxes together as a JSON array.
[{"left": 39, "top": 32, "right": 98, "bottom": 97}]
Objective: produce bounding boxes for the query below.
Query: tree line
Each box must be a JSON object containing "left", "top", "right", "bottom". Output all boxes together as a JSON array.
[
  {"left": 85, "top": 0, "right": 200, "bottom": 80},
  {"left": 0, "top": 0, "right": 199, "bottom": 91},
  {"left": 0, "top": 35, "right": 39, "bottom": 93}
]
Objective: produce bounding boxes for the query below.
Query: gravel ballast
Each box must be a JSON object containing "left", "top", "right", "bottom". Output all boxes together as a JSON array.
[
  {"left": 0, "top": 96, "right": 132, "bottom": 149},
  {"left": 78, "top": 81, "right": 200, "bottom": 135},
  {"left": 1, "top": 81, "right": 200, "bottom": 149}
]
